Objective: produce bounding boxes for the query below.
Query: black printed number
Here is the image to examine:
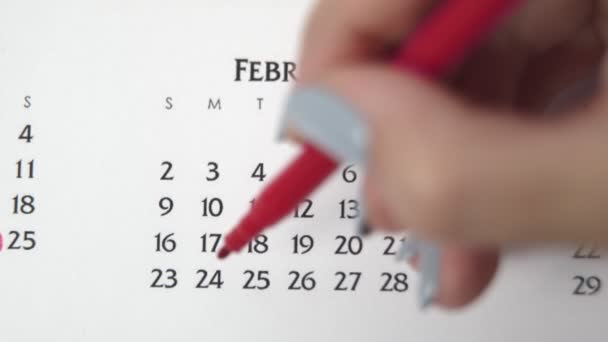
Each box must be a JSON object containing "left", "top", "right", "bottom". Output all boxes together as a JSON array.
[
  {"left": 201, "top": 197, "right": 223, "bottom": 217},
  {"left": 19, "top": 125, "right": 33, "bottom": 143},
  {"left": 383, "top": 236, "right": 406, "bottom": 256},
  {"left": 292, "top": 235, "right": 314, "bottom": 255},
  {"left": 251, "top": 163, "right": 267, "bottom": 182},
  {"left": 288, "top": 271, "right": 316, "bottom": 291},
  {"left": 154, "top": 233, "right": 176, "bottom": 253},
  {"left": 200, "top": 233, "right": 222, "bottom": 253},
  {"left": 334, "top": 272, "right": 361, "bottom": 291},
  {"left": 335, "top": 235, "right": 363, "bottom": 255},
  {"left": 12, "top": 195, "right": 35, "bottom": 215},
  {"left": 247, "top": 235, "right": 269, "bottom": 254},
  {"left": 160, "top": 161, "right": 174, "bottom": 180},
  {"left": 294, "top": 199, "right": 314, "bottom": 218},
  {"left": 150, "top": 269, "right": 178, "bottom": 289},
  {"left": 16, "top": 160, "right": 35, "bottom": 179},
  {"left": 206, "top": 162, "right": 220, "bottom": 181},
  {"left": 574, "top": 245, "right": 601, "bottom": 259},
  {"left": 342, "top": 165, "right": 357, "bottom": 183},
  {"left": 573, "top": 276, "right": 602, "bottom": 296},
  {"left": 380, "top": 273, "right": 409, "bottom": 292},
  {"left": 339, "top": 199, "right": 360, "bottom": 219},
  {"left": 243, "top": 270, "right": 270, "bottom": 290},
  {"left": 196, "top": 270, "right": 224, "bottom": 289},
  {"left": 7, "top": 231, "right": 36, "bottom": 250},
  {"left": 159, "top": 197, "right": 174, "bottom": 216}
]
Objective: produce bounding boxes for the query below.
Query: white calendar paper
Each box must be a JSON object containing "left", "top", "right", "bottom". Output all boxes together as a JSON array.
[{"left": 0, "top": 1, "right": 605, "bottom": 341}]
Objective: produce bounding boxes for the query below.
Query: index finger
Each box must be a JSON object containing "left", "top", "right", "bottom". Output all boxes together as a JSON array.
[{"left": 297, "top": 0, "right": 436, "bottom": 82}]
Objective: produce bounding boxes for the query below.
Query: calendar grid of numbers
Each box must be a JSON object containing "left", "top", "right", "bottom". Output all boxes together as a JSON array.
[{"left": 0, "top": 1, "right": 605, "bottom": 341}]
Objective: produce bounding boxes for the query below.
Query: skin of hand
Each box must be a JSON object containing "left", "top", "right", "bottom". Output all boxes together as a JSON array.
[{"left": 293, "top": 0, "right": 608, "bottom": 309}]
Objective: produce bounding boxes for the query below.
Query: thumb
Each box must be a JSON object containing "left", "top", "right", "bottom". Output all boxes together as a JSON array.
[{"left": 303, "top": 64, "right": 608, "bottom": 246}]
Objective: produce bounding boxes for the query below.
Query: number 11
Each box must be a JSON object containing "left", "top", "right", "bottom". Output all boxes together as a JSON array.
[{"left": 16, "top": 160, "right": 35, "bottom": 179}]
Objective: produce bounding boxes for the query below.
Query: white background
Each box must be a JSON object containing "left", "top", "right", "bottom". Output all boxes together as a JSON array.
[{"left": 0, "top": 1, "right": 605, "bottom": 341}]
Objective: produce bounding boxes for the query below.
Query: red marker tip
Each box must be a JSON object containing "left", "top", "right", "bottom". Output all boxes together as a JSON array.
[{"left": 217, "top": 246, "right": 231, "bottom": 260}]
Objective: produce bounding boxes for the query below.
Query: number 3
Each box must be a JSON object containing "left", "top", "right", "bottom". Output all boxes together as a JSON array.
[
  {"left": 206, "top": 162, "right": 219, "bottom": 181},
  {"left": 150, "top": 269, "right": 178, "bottom": 289}
]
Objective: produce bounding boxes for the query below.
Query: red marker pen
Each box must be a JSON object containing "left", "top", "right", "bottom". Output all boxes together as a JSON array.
[{"left": 218, "top": 0, "right": 522, "bottom": 259}]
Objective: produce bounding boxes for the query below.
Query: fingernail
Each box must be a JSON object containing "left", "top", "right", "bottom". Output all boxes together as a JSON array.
[
  {"left": 418, "top": 242, "right": 441, "bottom": 309},
  {"left": 397, "top": 237, "right": 419, "bottom": 262},
  {"left": 278, "top": 86, "right": 369, "bottom": 163}
]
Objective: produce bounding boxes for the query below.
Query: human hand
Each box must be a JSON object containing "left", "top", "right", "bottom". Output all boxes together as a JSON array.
[{"left": 292, "top": 0, "right": 608, "bottom": 308}]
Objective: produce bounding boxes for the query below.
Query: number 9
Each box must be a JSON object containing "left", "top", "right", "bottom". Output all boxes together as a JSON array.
[{"left": 159, "top": 197, "right": 174, "bottom": 216}]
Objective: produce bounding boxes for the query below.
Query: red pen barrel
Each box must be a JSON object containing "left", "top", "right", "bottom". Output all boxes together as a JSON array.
[
  {"left": 219, "top": 0, "right": 523, "bottom": 259},
  {"left": 393, "top": 0, "right": 521, "bottom": 76},
  {"left": 223, "top": 144, "right": 338, "bottom": 252}
]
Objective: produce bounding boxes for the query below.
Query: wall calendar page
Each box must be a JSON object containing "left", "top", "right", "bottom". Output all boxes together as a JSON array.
[{"left": 0, "top": 1, "right": 605, "bottom": 341}]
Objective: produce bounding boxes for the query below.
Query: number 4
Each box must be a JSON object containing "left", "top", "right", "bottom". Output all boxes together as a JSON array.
[
  {"left": 196, "top": 270, "right": 224, "bottom": 289},
  {"left": 19, "top": 125, "right": 33, "bottom": 143},
  {"left": 251, "top": 163, "right": 266, "bottom": 182}
]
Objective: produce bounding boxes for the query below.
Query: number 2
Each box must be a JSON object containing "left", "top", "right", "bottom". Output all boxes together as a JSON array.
[
  {"left": 335, "top": 236, "right": 362, "bottom": 255},
  {"left": 7, "top": 231, "right": 36, "bottom": 250},
  {"left": 383, "top": 236, "right": 406, "bottom": 256},
  {"left": 196, "top": 270, "right": 224, "bottom": 289},
  {"left": 573, "top": 244, "right": 601, "bottom": 259},
  {"left": 380, "top": 273, "right": 409, "bottom": 292},
  {"left": 288, "top": 271, "right": 316, "bottom": 291},
  {"left": 160, "top": 161, "right": 174, "bottom": 180},
  {"left": 573, "top": 276, "right": 601, "bottom": 296},
  {"left": 150, "top": 269, "right": 178, "bottom": 288},
  {"left": 243, "top": 270, "right": 270, "bottom": 290},
  {"left": 334, "top": 272, "right": 361, "bottom": 291},
  {"left": 294, "top": 199, "right": 314, "bottom": 218}
]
